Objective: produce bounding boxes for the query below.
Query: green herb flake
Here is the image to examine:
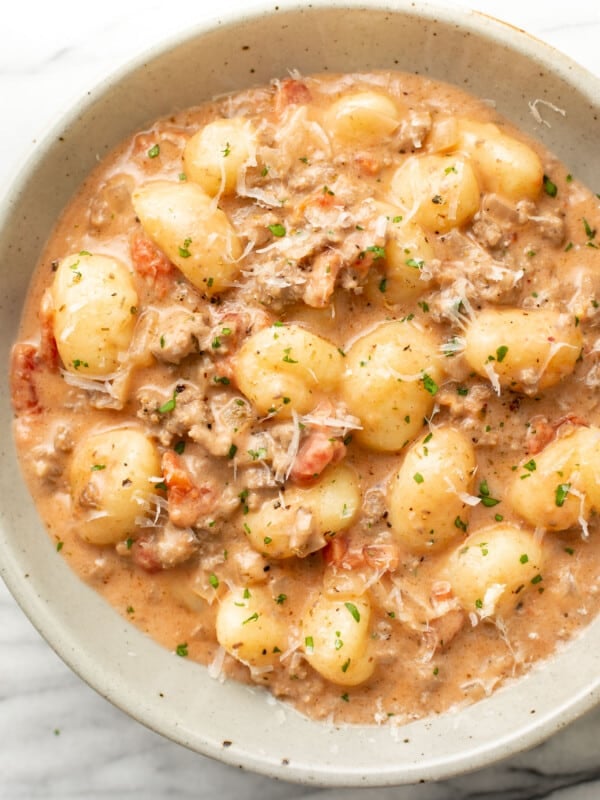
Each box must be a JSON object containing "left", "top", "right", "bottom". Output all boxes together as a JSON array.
[
  {"left": 543, "top": 174, "right": 558, "bottom": 197},
  {"left": 158, "top": 392, "right": 177, "bottom": 414},
  {"left": 243, "top": 612, "right": 259, "bottom": 625},
  {"left": 275, "top": 593, "right": 287, "bottom": 605},
  {"left": 523, "top": 459, "right": 537, "bottom": 472},
  {"left": 555, "top": 482, "right": 571, "bottom": 507},
  {"left": 227, "top": 444, "right": 238, "bottom": 459},
  {"left": 531, "top": 574, "right": 543, "bottom": 585},
  {"left": 344, "top": 602, "right": 361, "bottom": 622},
  {"left": 90, "top": 464, "right": 106, "bottom": 471},
  {"left": 268, "top": 223, "right": 286, "bottom": 237},
  {"left": 176, "top": 642, "right": 189, "bottom": 657},
  {"left": 56, "top": 540, "right": 64, "bottom": 552},
  {"left": 222, "top": 142, "right": 231, "bottom": 157},
  {"left": 520, "top": 554, "right": 529, "bottom": 564},
  {"left": 422, "top": 373, "right": 439, "bottom": 396},
  {"left": 564, "top": 547, "right": 575, "bottom": 555},
  {"left": 209, "top": 573, "right": 219, "bottom": 589},
  {"left": 213, "top": 375, "right": 230, "bottom": 385},
  {"left": 72, "top": 359, "right": 89, "bottom": 370},
  {"left": 378, "top": 277, "right": 387, "bottom": 293},
  {"left": 178, "top": 237, "right": 193, "bottom": 258},
  {"left": 454, "top": 516, "right": 467, "bottom": 532},
  {"left": 341, "top": 658, "right": 351, "bottom": 673},
  {"left": 478, "top": 480, "right": 500, "bottom": 507},
  {"left": 147, "top": 143, "right": 160, "bottom": 158},
  {"left": 367, "top": 245, "right": 386, "bottom": 260},
  {"left": 341, "top": 692, "right": 350, "bottom": 702},
  {"left": 174, "top": 441, "right": 186, "bottom": 455},
  {"left": 405, "top": 257, "right": 424, "bottom": 270},
  {"left": 413, "top": 472, "right": 425, "bottom": 484},
  {"left": 496, "top": 345, "right": 509, "bottom": 362},
  {"left": 583, "top": 218, "right": 596, "bottom": 239},
  {"left": 282, "top": 347, "right": 298, "bottom": 364},
  {"left": 305, "top": 636, "right": 314, "bottom": 652},
  {"left": 457, "top": 386, "right": 469, "bottom": 397},
  {"left": 475, "top": 599, "right": 483, "bottom": 609}
]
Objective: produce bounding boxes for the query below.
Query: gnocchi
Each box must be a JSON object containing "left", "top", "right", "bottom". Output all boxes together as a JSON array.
[
  {"left": 326, "top": 91, "right": 401, "bottom": 145},
  {"left": 51, "top": 252, "right": 138, "bottom": 376},
  {"left": 301, "top": 592, "right": 374, "bottom": 686},
  {"left": 243, "top": 464, "right": 361, "bottom": 558},
  {"left": 69, "top": 428, "right": 161, "bottom": 545},
  {"left": 389, "top": 154, "right": 480, "bottom": 232},
  {"left": 216, "top": 586, "right": 288, "bottom": 668},
  {"left": 233, "top": 323, "right": 345, "bottom": 416},
  {"left": 388, "top": 426, "right": 477, "bottom": 552},
  {"left": 444, "top": 524, "right": 544, "bottom": 617},
  {"left": 131, "top": 180, "right": 242, "bottom": 295},
  {"left": 464, "top": 308, "right": 582, "bottom": 394},
  {"left": 341, "top": 320, "right": 444, "bottom": 451},
  {"left": 183, "top": 117, "right": 257, "bottom": 196},
  {"left": 456, "top": 119, "right": 543, "bottom": 200},
  {"left": 508, "top": 426, "right": 600, "bottom": 531}
]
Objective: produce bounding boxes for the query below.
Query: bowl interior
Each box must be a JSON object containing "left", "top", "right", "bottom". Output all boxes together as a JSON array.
[{"left": 2, "top": 0, "right": 600, "bottom": 786}]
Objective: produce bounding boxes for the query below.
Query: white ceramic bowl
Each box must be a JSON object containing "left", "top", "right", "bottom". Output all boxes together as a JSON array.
[{"left": 2, "top": 0, "right": 600, "bottom": 787}]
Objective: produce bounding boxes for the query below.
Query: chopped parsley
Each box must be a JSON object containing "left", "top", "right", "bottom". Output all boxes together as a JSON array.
[
  {"left": 555, "top": 482, "right": 571, "bottom": 507},
  {"left": 176, "top": 643, "right": 189, "bottom": 657},
  {"left": 543, "top": 174, "right": 558, "bottom": 197},
  {"left": 405, "top": 257, "right": 424, "bottom": 270},
  {"left": 478, "top": 480, "right": 500, "bottom": 507},
  {"left": 90, "top": 464, "right": 106, "bottom": 471},
  {"left": 496, "top": 345, "right": 509, "bottom": 363},
  {"left": 413, "top": 472, "right": 425, "bottom": 484},
  {"left": 209, "top": 573, "right": 219, "bottom": 589},
  {"left": 178, "top": 237, "right": 192, "bottom": 258},
  {"left": 147, "top": 143, "right": 160, "bottom": 158},
  {"left": 344, "top": 602, "right": 361, "bottom": 622},
  {"left": 422, "top": 373, "right": 439, "bottom": 396},
  {"left": 268, "top": 223, "right": 286, "bottom": 237}
]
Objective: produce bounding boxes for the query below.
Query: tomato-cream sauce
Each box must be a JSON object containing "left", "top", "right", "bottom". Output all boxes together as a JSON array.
[{"left": 10, "top": 71, "right": 600, "bottom": 725}]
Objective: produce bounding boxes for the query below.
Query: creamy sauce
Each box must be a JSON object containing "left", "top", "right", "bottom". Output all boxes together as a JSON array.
[{"left": 10, "top": 71, "right": 600, "bottom": 726}]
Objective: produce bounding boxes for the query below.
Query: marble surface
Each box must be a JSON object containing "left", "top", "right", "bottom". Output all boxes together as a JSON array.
[{"left": 2, "top": 1, "right": 600, "bottom": 797}]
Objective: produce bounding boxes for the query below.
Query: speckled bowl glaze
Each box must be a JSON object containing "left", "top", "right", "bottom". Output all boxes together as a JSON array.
[{"left": 2, "top": 0, "right": 600, "bottom": 787}]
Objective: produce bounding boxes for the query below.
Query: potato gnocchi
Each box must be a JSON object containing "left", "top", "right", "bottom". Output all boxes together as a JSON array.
[{"left": 11, "top": 70, "right": 600, "bottom": 728}]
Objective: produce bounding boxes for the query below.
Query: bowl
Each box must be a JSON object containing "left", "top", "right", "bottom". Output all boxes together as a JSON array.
[{"left": 2, "top": 0, "right": 600, "bottom": 787}]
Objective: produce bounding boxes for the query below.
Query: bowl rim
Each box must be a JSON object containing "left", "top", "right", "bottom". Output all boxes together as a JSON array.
[{"left": 2, "top": 0, "right": 600, "bottom": 787}]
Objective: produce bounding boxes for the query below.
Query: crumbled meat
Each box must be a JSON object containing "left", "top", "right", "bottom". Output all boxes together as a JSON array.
[
  {"left": 130, "top": 523, "right": 199, "bottom": 571},
  {"left": 150, "top": 308, "right": 211, "bottom": 363},
  {"left": 10, "top": 343, "right": 41, "bottom": 413},
  {"left": 161, "top": 450, "right": 219, "bottom": 528}
]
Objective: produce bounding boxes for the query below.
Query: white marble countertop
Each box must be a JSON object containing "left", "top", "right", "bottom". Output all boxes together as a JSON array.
[{"left": 2, "top": 1, "right": 600, "bottom": 797}]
